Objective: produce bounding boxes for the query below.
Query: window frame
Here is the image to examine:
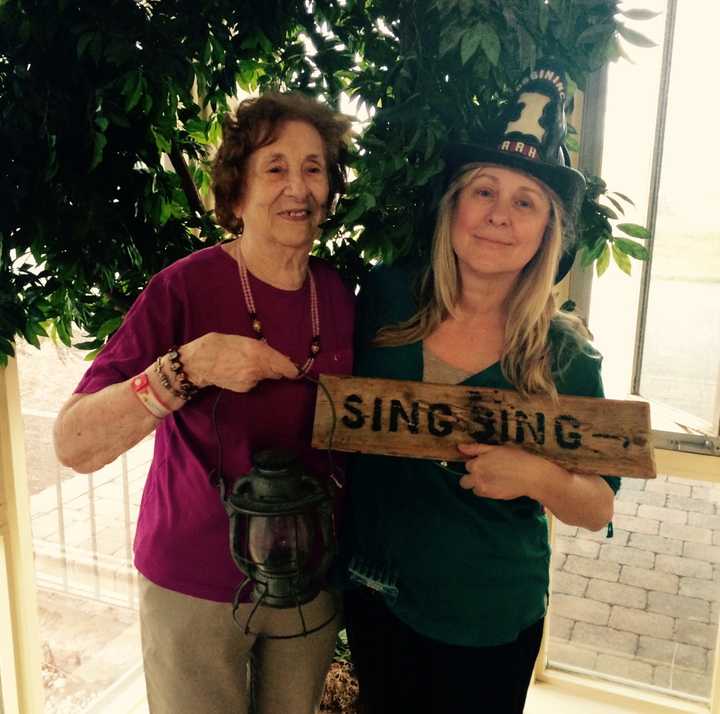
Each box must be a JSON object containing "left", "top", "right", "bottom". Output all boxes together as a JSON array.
[{"left": 0, "top": 358, "right": 44, "bottom": 714}]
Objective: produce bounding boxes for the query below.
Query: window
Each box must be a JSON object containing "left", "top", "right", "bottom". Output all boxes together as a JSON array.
[
  {"left": 590, "top": 0, "right": 720, "bottom": 448},
  {"left": 544, "top": 0, "right": 720, "bottom": 708}
]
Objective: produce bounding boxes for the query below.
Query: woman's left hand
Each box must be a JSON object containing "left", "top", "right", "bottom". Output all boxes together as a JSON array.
[
  {"left": 456, "top": 442, "right": 615, "bottom": 531},
  {"left": 456, "top": 442, "right": 547, "bottom": 500}
]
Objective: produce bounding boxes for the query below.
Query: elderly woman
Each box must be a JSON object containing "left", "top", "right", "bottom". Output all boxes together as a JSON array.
[
  {"left": 54, "top": 93, "right": 354, "bottom": 714},
  {"left": 343, "top": 67, "right": 620, "bottom": 714}
]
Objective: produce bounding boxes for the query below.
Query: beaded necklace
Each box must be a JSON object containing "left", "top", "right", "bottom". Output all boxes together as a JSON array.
[{"left": 234, "top": 241, "right": 320, "bottom": 377}]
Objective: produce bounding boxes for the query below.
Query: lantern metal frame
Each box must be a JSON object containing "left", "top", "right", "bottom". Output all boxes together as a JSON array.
[{"left": 223, "top": 450, "right": 338, "bottom": 638}]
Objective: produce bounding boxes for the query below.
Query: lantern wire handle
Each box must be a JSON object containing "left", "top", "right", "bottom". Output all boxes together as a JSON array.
[
  {"left": 209, "top": 388, "right": 226, "bottom": 498},
  {"left": 208, "top": 375, "right": 343, "bottom": 494},
  {"left": 301, "top": 374, "right": 343, "bottom": 490}
]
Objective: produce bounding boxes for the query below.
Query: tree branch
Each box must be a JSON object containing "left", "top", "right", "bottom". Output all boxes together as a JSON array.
[{"left": 169, "top": 141, "right": 207, "bottom": 218}]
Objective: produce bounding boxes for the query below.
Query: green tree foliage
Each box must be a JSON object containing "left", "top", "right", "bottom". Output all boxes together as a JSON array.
[{"left": 0, "top": 0, "right": 654, "bottom": 365}]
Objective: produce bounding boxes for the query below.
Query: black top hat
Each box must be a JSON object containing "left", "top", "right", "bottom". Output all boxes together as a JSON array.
[
  {"left": 445, "top": 64, "right": 586, "bottom": 220},
  {"left": 444, "top": 65, "right": 586, "bottom": 282}
]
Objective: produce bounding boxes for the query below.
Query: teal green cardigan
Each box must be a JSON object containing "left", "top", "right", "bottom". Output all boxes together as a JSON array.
[{"left": 343, "top": 263, "right": 621, "bottom": 647}]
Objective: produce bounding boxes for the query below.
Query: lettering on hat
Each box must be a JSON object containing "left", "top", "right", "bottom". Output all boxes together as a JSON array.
[
  {"left": 499, "top": 140, "right": 539, "bottom": 160},
  {"left": 524, "top": 68, "right": 566, "bottom": 100}
]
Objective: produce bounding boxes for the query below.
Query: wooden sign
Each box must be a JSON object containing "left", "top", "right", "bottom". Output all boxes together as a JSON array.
[{"left": 312, "top": 375, "right": 656, "bottom": 479}]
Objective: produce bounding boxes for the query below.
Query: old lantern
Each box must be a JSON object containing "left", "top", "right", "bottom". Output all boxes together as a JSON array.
[{"left": 225, "top": 449, "right": 335, "bottom": 627}]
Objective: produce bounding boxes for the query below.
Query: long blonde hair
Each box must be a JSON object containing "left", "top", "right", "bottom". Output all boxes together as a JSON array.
[{"left": 374, "top": 163, "right": 591, "bottom": 399}]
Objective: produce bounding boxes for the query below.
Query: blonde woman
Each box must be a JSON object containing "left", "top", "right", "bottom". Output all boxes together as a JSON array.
[{"left": 342, "top": 67, "right": 620, "bottom": 714}]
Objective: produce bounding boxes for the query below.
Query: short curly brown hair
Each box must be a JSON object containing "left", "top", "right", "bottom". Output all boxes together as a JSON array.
[{"left": 212, "top": 92, "right": 352, "bottom": 235}]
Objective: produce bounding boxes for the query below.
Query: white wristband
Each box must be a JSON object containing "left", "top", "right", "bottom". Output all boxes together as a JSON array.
[{"left": 130, "top": 373, "right": 172, "bottom": 419}]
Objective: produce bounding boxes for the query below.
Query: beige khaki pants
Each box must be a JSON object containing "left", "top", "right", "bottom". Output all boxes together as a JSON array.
[{"left": 139, "top": 575, "right": 339, "bottom": 714}]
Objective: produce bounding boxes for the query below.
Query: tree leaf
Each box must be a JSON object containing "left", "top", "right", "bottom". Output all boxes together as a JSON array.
[
  {"left": 363, "top": 193, "right": 377, "bottom": 210},
  {"left": 597, "top": 203, "right": 618, "bottom": 220},
  {"left": 413, "top": 158, "right": 443, "bottom": 186},
  {"left": 55, "top": 319, "right": 72, "bottom": 347},
  {"left": 151, "top": 127, "right": 172, "bottom": 154},
  {"left": 580, "top": 236, "right": 608, "bottom": 267},
  {"left": 0, "top": 337, "right": 15, "bottom": 363},
  {"left": 612, "top": 243, "right": 632, "bottom": 275},
  {"left": 611, "top": 191, "right": 635, "bottom": 206},
  {"left": 125, "top": 74, "right": 144, "bottom": 111},
  {"left": 439, "top": 25, "right": 464, "bottom": 57},
  {"left": 614, "top": 237, "right": 649, "bottom": 260},
  {"left": 77, "top": 32, "right": 95, "bottom": 57},
  {"left": 517, "top": 25, "right": 536, "bottom": 69},
  {"left": 202, "top": 38, "right": 212, "bottom": 66},
  {"left": 22, "top": 325, "right": 41, "bottom": 349},
  {"left": 96, "top": 316, "right": 123, "bottom": 339},
  {"left": 577, "top": 22, "right": 613, "bottom": 46},
  {"left": 107, "top": 112, "right": 131, "bottom": 128},
  {"left": 617, "top": 23, "right": 657, "bottom": 48},
  {"left": 209, "top": 117, "right": 222, "bottom": 145},
  {"left": 617, "top": 222, "right": 651, "bottom": 239},
  {"left": 620, "top": 9, "right": 662, "bottom": 21},
  {"left": 458, "top": 0, "right": 474, "bottom": 18},
  {"left": 607, "top": 34, "right": 635, "bottom": 63},
  {"left": 539, "top": 3, "right": 549, "bottom": 33},
  {"left": 478, "top": 22, "right": 501, "bottom": 66},
  {"left": 90, "top": 132, "right": 107, "bottom": 170},
  {"left": 596, "top": 243, "right": 610, "bottom": 276},
  {"left": 460, "top": 29, "right": 481, "bottom": 65},
  {"left": 159, "top": 200, "right": 172, "bottom": 225},
  {"left": 73, "top": 340, "right": 102, "bottom": 350},
  {"left": 341, "top": 198, "right": 369, "bottom": 225},
  {"left": 606, "top": 195, "right": 625, "bottom": 215}
]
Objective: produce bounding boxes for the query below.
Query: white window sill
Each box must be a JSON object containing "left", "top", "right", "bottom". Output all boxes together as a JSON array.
[
  {"left": 529, "top": 670, "right": 709, "bottom": 714},
  {"left": 87, "top": 668, "right": 708, "bottom": 714}
]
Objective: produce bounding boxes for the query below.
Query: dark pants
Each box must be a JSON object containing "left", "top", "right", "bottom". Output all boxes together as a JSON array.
[{"left": 344, "top": 587, "right": 544, "bottom": 714}]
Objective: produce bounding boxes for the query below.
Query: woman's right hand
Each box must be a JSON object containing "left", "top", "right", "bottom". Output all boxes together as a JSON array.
[{"left": 180, "top": 332, "right": 300, "bottom": 393}]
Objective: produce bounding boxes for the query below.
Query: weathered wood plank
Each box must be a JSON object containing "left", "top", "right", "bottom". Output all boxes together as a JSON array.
[{"left": 312, "top": 375, "right": 656, "bottom": 479}]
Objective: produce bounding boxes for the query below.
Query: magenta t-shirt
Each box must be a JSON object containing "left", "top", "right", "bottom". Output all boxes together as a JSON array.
[{"left": 74, "top": 245, "right": 355, "bottom": 602}]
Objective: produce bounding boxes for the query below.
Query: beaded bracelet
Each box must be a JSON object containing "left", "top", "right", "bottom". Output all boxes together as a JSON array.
[
  {"left": 154, "top": 356, "right": 185, "bottom": 400},
  {"left": 166, "top": 346, "right": 200, "bottom": 400}
]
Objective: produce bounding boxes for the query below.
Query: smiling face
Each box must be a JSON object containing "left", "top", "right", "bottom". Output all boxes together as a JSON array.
[
  {"left": 450, "top": 165, "right": 552, "bottom": 282},
  {"left": 236, "top": 120, "right": 330, "bottom": 252}
]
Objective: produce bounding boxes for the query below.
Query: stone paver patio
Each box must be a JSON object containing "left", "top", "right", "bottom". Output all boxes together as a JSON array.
[{"left": 549, "top": 473, "right": 720, "bottom": 700}]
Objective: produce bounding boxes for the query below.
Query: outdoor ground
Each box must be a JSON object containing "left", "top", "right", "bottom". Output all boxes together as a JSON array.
[
  {"left": 37, "top": 590, "right": 140, "bottom": 714},
  {"left": 17, "top": 339, "right": 143, "bottom": 714}
]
